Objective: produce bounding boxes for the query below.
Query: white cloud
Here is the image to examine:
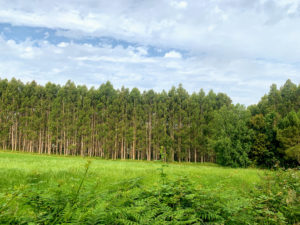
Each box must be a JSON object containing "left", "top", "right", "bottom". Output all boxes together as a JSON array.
[
  {"left": 164, "top": 51, "right": 182, "bottom": 58},
  {"left": 136, "top": 47, "right": 148, "bottom": 56},
  {"left": 170, "top": 1, "right": 188, "bottom": 9},
  {"left": 0, "top": 0, "right": 299, "bottom": 105},
  {"left": 0, "top": 0, "right": 299, "bottom": 63},
  {"left": 0, "top": 35, "right": 299, "bottom": 105},
  {"left": 57, "top": 42, "right": 69, "bottom": 48}
]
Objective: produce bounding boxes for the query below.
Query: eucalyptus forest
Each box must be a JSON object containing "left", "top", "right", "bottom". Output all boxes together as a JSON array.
[
  {"left": 0, "top": 78, "right": 299, "bottom": 224},
  {"left": 0, "top": 77, "right": 299, "bottom": 168}
]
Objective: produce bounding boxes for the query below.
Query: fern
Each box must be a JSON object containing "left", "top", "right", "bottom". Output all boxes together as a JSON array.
[{"left": 0, "top": 162, "right": 298, "bottom": 225}]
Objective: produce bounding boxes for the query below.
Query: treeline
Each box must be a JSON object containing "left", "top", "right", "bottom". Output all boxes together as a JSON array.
[
  {"left": 0, "top": 78, "right": 299, "bottom": 167},
  {"left": 248, "top": 80, "right": 300, "bottom": 168}
]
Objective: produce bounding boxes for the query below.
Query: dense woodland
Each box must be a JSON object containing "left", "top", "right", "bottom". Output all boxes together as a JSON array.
[{"left": 0, "top": 78, "right": 299, "bottom": 167}]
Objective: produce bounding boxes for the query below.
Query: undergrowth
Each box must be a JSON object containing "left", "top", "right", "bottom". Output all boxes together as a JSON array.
[{"left": 0, "top": 161, "right": 299, "bottom": 224}]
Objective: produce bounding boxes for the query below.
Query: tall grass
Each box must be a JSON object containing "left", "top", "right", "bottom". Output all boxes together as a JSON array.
[
  {"left": 0, "top": 151, "right": 298, "bottom": 224},
  {"left": 0, "top": 151, "right": 263, "bottom": 192}
]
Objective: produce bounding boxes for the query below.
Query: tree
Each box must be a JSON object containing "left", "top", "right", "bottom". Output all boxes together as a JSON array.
[
  {"left": 249, "top": 114, "right": 277, "bottom": 167},
  {"left": 210, "top": 105, "right": 252, "bottom": 167},
  {"left": 1, "top": 77, "right": 298, "bottom": 167},
  {"left": 277, "top": 111, "right": 300, "bottom": 166}
]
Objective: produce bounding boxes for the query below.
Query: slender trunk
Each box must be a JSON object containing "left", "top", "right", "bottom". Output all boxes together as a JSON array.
[
  {"left": 55, "top": 137, "right": 58, "bottom": 155},
  {"left": 81, "top": 136, "right": 84, "bottom": 156},
  {"left": 59, "top": 130, "right": 63, "bottom": 155},
  {"left": 47, "top": 133, "right": 51, "bottom": 155},
  {"left": 147, "top": 112, "right": 152, "bottom": 161},
  {"left": 11, "top": 124, "right": 14, "bottom": 151},
  {"left": 114, "top": 132, "right": 117, "bottom": 160},
  {"left": 170, "top": 120, "right": 175, "bottom": 162},
  {"left": 132, "top": 119, "right": 136, "bottom": 160},
  {"left": 178, "top": 114, "right": 182, "bottom": 162},
  {"left": 121, "top": 137, "right": 124, "bottom": 160},
  {"left": 39, "top": 129, "right": 42, "bottom": 154},
  {"left": 124, "top": 140, "right": 126, "bottom": 159},
  {"left": 18, "top": 128, "right": 21, "bottom": 151},
  {"left": 64, "top": 130, "right": 66, "bottom": 155},
  {"left": 66, "top": 138, "right": 69, "bottom": 155}
]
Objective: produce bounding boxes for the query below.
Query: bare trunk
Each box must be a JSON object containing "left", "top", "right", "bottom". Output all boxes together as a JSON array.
[
  {"left": 39, "top": 129, "right": 42, "bottom": 154},
  {"left": 11, "top": 124, "right": 14, "bottom": 151},
  {"left": 147, "top": 112, "right": 152, "bottom": 161},
  {"left": 132, "top": 121, "right": 136, "bottom": 160},
  {"left": 121, "top": 137, "right": 124, "bottom": 160},
  {"left": 114, "top": 133, "right": 117, "bottom": 160},
  {"left": 81, "top": 136, "right": 84, "bottom": 156},
  {"left": 170, "top": 123, "right": 175, "bottom": 162}
]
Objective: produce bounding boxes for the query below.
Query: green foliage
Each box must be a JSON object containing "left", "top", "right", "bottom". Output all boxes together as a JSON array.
[
  {"left": 252, "top": 169, "right": 300, "bottom": 224},
  {"left": 210, "top": 105, "right": 252, "bottom": 167},
  {"left": 286, "top": 145, "right": 300, "bottom": 164},
  {"left": 249, "top": 80, "right": 300, "bottom": 168},
  {"left": 100, "top": 177, "right": 230, "bottom": 224},
  {"left": 277, "top": 111, "right": 300, "bottom": 165},
  {"left": 1, "top": 77, "right": 299, "bottom": 167},
  {"left": 1, "top": 152, "right": 299, "bottom": 224},
  {"left": 249, "top": 114, "right": 278, "bottom": 168},
  {"left": 0, "top": 77, "right": 233, "bottom": 164}
]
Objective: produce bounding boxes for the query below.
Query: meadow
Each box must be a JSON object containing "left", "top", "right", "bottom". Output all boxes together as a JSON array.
[{"left": 0, "top": 151, "right": 299, "bottom": 224}]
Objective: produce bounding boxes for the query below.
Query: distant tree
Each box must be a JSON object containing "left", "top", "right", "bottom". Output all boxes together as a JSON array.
[
  {"left": 249, "top": 114, "right": 277, "bottom": 167},
  {"left": 210, "top": 105, "right": 252, "bottom": 167},
  {"left": 0, "top": 77, "right": 299, "bottom": 167},
  {"left": 277, "top": 110, "right": 300, "bottom": 165}
]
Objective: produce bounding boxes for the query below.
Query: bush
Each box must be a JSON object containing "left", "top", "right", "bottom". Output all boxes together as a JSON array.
[{"left": 251, "top": 169, "right": 300, "bottom": 224}]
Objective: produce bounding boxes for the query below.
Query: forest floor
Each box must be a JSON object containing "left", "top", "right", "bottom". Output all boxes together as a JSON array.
[{"left": 0, "top": 151, "right": 298, "bottom": 224}]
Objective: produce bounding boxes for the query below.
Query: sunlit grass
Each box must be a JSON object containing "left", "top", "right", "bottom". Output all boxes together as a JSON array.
[
  {"left": 3, "top": 150, "right": 297, "bottom": 224},
  {"left": 0, "top": 150, "right": 265, "bottom": 195}
]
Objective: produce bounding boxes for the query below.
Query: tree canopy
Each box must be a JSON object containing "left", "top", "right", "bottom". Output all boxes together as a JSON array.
[{"left": 0, "top": 77, "right": 299, "bottom": 167}]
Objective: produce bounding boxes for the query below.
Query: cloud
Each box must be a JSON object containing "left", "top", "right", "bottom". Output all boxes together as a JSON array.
[
  {"left": 0, "top": 0, "right": 300, "bottom": 61},
  {"left": 164, "top": 51, "right": 182, "bottom": 59},
  {"left": 170, "top": 1, "right": 188, "bottom": 9},
  {"left": 0, "top": 34, "right": 299, "bottom": 106},
  {"left": 57, "top": 42, "right": 69, "bottom": 48},
  {"left": 0, "top": 0, "right": 299, "bottom": 105}
]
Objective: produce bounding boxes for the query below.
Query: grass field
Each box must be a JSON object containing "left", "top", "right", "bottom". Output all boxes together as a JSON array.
[
  {"left": 0, "top": 151, "right": 298, "bottom": 224},
  {"left": 0, "top": 151, "right": 263, "bottom": 192}
]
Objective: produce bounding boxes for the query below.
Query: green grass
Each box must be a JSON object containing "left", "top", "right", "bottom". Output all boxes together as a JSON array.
[
  {"left": 0, "top": 150, "right": 298, "bottom": 224},
  {"left": 0, "top": 150, "right": 263, "bottom": 192}
]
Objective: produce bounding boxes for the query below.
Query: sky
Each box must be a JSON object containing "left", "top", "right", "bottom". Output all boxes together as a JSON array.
[{"left": 0, "top": 0, "right": 299, "bottom": 105}]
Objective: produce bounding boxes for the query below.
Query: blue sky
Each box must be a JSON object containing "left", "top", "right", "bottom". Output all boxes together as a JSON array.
[{"left": 0, "top": 0, "right": 299, "bottom": 105}]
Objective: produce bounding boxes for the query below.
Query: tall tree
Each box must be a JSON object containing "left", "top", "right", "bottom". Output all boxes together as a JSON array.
[
  {"left": 210, "top": 105, "right": 252, "bottom": 167},
  {"left": 1, "top": 77, "right": 298, "bottom": 167}
]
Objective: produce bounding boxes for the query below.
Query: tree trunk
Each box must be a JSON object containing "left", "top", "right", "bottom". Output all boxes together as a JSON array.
[
  {"left": 132, "top": 121, "right": 136, "bottom": 160},
  {"left": 147, "top": 112, "right": 152, "bottom": 161}
]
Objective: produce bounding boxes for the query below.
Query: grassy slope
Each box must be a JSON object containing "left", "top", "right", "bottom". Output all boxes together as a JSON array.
[
  {"left": 0, "top": 150, "right": 264, "bottom": 194},
  {"left": 1, "top": 151, "right": 299, "bottom": 224}
]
